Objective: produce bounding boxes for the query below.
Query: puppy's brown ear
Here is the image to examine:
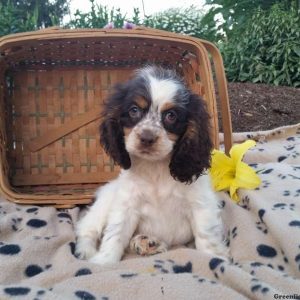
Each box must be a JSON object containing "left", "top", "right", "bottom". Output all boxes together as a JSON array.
[
  {"left": 100, "top": 84, "right": 131, "bottom": 169},
  {"left": 169, "top": 94, "right": 212, "bottom": 184}
]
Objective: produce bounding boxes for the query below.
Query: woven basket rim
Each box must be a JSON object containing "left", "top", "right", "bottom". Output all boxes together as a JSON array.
[{"left": 0, "top": 27, "right": 218, "bottom": 52}]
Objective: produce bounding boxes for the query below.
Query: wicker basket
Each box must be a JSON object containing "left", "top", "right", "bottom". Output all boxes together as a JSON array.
[{"left": 0, "top": 27, "right": 232, "bottom": 207}]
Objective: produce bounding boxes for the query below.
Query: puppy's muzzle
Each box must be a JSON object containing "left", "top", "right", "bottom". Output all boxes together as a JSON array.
[{"left": 139, "top": 129, "right": 158, "bottom": 147}]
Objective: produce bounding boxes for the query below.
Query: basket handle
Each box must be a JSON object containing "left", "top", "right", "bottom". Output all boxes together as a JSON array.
[
  {"left": 28, "top": 106, "right": 102, "bottom": 152},
  {"left": 199, "top": 41, "right": 233, "bottom": 154}
]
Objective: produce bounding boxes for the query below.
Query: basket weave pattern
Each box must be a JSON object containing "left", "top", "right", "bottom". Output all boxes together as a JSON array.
[{"left": 0, "top": 28, "right": 232, "bottom": 206}]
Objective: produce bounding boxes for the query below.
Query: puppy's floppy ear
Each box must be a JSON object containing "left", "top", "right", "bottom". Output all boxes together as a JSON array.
[
  {"left": 100, "top": 84, "right": 131, "bottom": 169},
  {"left": 169, "top": 93, "right": 212, "bottom": 184}
]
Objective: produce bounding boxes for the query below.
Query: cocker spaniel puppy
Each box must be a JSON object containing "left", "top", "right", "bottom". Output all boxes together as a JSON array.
[{"left": 75, "top": 66, "right": 228, "bottom": 265}]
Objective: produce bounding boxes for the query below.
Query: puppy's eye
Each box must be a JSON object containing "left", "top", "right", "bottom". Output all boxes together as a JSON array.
[
  {"left": 164, "top": 110, "right": 177, "bottom": 125},
  {"left": 129, "top": 105, "right": 142, "bottom": 119}
]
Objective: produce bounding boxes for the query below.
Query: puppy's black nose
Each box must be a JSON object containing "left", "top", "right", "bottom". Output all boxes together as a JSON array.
[{"left": 139, "top": 129, "right": 157, "bottom": 146}]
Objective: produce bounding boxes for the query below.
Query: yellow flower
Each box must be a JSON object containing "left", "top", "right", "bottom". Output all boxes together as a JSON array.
[{"left": 210, "top": 140, "right": 261, "bottom": 202}]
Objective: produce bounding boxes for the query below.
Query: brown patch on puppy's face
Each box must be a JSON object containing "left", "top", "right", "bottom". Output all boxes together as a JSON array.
[
  {"left": 135, "top": 96, "right": 149, "bottom": 110},
  {"left": 124, "top": 127, "right": 133, "bottom": 137},
  {"left": 166, "top": 132, "right": 179, "bottom": 142},
  {"left": 160, "top": 102, "right": 176, "bottom": 113}
]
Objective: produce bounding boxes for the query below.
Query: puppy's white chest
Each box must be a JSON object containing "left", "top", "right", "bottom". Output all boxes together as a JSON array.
[{"left": 136, "top": 188, "right": 193, "bottom": 246}]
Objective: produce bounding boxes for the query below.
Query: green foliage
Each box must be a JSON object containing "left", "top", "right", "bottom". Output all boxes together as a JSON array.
[
  {"left": 69, "top": 0, "right": 127, "bottom": 29},
  {"left": 204, "top": 0, "right": 298, "bottom": 38},
  {"left": 0, "top": 0, "right": 69, "bottom": 36},
  {"left": 8, "top": 0, "right": 70, "bottom": 28},
  {"left": 144, "top": 6, "right": 221, "bottom": 41},
  {"left": 221, "top": 4, "right": 300, "bottom": 87},
  {"left": 68, "top": 2, "right": 220, "bottom": 42},
  {"left": 0, "top": 0, "right": 38, "bottom": 36},
  {"left": 1, "top": 0, "right": 298, "bottom": 87}
]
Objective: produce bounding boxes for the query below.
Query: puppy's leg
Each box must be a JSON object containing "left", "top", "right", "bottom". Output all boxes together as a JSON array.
[
  {"left": 129, "top": 234, "right": 167, "bottom": 256},
  {"left": 191, "top": 206, "right": 228, "bottom": 258},
  {"left": 89, "top": 208, "right": 139, "bottom": 265},
  {"left": 75, "top": 184, "right": 115, "bottom": 260},
  {"left": 192, "top": 218, "right": 227, "bottom": 258}
]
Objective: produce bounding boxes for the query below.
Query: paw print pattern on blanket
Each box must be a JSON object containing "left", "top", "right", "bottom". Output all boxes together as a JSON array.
[
  {"left": 238, "top": 196, "right": 250, "bottom": 210},
  {"left": 75, "top": 268, "right": 92, "bottom": 277},
  {"left": 208, "top": 257, "right": 281, "bottom": 298},
  {"left": 150, "top": 259, "right": 223, "bottom": 289},
  {"left": 289, "top": 220, "right": 300, "bottom": 228},
  {"left": 256, "top": 244, "right": 277, "bottom": 258},
  {"left": 57, "top": 212, "right": 73, "bottom": 224},
  {"left": 152, "top": 259, "right": 193, "bottom": 274},
  {"left": 256, "top": 209, "right": 268, "bottom": 234},
  {"left": 11, "top": 218, "right": 23, "bottom": 232},
  {"left": 2, "top": 286, "right": 102, "bottom": 300},
  {"left": 272, "top": 203, "right": 295, "bottom": 211},
  {"left": 25, "top": 264, "right": 46, "bottom": 277},
  {"left": 74, "top": 290, "right": 97, "bottom": 300},
  {"left": 0, "top": 124, "right": 300, "bottom": 299},
  {"left": 26, "top": 218, "right": 47, "bottom": 228},
  {"left": 219, "top": 200, "right": 226, "bottom": 209},
  {"left": 225, "top": 226, "right": 238, "bottom": 248},
  {"left": 4, "top": 287, "right": 31, "bottom": 297},
  {"left": 261, "top": 180, "right": 271, "bottom": 189},
  {"left": 0, "top": 205, "right": 7, "bottom": 216},
  {"left": 278, "top": 173, "right": 288, "bottom": 179},
  {"left": 193, "top": 275, "right": 218, "bottom": 285},
  {"left": 209, "top": 257, "right": 226, "bottom": 279},
  {"left": 261, "top": 168, "right": 274, "bottom": 174},
  {"left": 120, "top": 273, "right": 138, "bottom": 278},
  {"left": 250, "top": 278, "right": 270, "bottom": 295},
  {"left": 250, "top": 259, "right": 287, "bottom": 276},
  {"left": 25, "top": 264, "right": 52, "bottom": 278},
  {"left": 0, "top": 243, "right": 21, "bottom": 255},
  {"left": 255, "top": 243, "right": 291, "bottom": 272},
  {"left": 281, "top": 249, "right": 289, "bottom": 264},
  {"left": 26, "top": 207, "right": 39, "bottom": 215},
  {"left": 278, "top": 149, "right": 300, "bottom": 162},
  {"left": 69, "top": 242, "right": 76, "bottom": 256},
  {"left": 33, "top": 235, "right": 57, "bottom": 240},
  {"left": 295, "top": 246, "right": 300, "bottom": 272}
]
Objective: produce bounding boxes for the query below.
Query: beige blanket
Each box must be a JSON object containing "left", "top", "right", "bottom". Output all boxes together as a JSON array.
[{"left": 0, "top": 124, "right": 300, "bottom": 300}]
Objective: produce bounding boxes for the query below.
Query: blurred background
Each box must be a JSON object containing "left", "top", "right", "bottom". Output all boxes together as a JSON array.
[
  {"left": 69, "top": 0, "right": 205, "bottom": 20},
  {"left": 0, "top": 0, "right": 298, "bottom": 87}
]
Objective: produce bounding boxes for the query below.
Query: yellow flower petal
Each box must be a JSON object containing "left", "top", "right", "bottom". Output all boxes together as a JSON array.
[
  {"left": 213, "top": 172, "right": 234, "bottom": 191},
  {"left": 211, "top": 149, "right": 234, "bottom": 167},
  {"left": 229, "top": 140, "right": 256, "bottom": 163},
  {"left": 209, "top": 140, "right": 261, "bottom": 203},
  {"left": 210, "top": 150, "right": 235, "bottom": 191},
  {"left": 229, "top": 183, "right": 239, "bottom": 202},
  {"left": 210, "top": 150, "right": 235, "bottom": 176},
  {"left": 234, "top": 161, "right": 261, "bottom": 189}
]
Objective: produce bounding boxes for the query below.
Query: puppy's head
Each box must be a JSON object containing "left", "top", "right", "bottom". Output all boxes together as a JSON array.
[{"left": 100, "top": 66, "right": 212, "bottom": 183}]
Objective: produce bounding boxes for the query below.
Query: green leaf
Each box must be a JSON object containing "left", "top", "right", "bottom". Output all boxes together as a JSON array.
[{"left": 293, "top": 46, "right": 300, "bottom": 57}]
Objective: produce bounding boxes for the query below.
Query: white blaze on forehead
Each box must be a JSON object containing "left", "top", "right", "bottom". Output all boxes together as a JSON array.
[{"left": 147, "top": 75, "right": 179, "bottom": 110}]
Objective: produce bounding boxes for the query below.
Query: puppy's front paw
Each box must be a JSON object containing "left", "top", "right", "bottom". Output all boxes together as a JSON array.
[
  {"left": 89, "top": 252, "right": 120, "bottom": 265},
  {"left": 75, "top": 239, "right": 97, "bottom": 260},
  {"left": 130, "top": 234, "right": 167, "bottom": 256}
]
